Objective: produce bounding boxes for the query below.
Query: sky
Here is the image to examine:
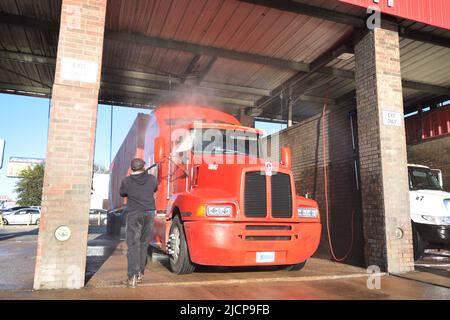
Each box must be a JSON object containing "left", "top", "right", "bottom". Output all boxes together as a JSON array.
[{"left": 0, "top": 93, "right": 283, "bottom": 200}]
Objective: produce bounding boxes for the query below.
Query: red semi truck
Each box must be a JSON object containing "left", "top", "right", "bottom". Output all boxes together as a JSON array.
[{"left": 111, "top": 104, "right": 321, "bottom": 274}]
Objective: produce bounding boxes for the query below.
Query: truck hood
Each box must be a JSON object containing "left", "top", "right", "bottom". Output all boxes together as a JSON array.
[
  {"left": 410, "top": 189, "right": 450, "bottom": 220},
  {"left": 412, "top": 189, "right": 450, "bottom": 199},
  {"left": 194, "top": 159, "right": 282, "bottom": 200}
]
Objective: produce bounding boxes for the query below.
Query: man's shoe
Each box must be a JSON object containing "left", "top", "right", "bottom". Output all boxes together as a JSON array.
[
  {"left": 122, "top": 275, "right": 138, "bottom": 288},
  {"left": 137, "top": 272, "right": 144, "bottom": 283}
]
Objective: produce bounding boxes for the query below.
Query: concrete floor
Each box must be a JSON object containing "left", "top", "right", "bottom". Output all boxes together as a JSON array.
[{"left": 0, "top": 225, "right": 449, "bottom": 300}]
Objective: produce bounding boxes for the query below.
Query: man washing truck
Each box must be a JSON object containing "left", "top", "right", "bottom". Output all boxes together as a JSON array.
[{"left": 120, "top": 158, "right": 158, "bottom": 287}]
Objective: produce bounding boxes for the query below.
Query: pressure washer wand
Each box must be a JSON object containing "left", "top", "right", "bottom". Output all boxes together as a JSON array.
[{"left": 144, "top": 163, "right": 158, "bottom": 172}]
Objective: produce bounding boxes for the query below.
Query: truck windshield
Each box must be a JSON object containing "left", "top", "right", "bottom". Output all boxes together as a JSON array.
[
  {"left": 192, "top": 129, "right": 260, "bottom": 157},
  {"left": 408, "top": 167, "right": 442, "bottom": 191}
]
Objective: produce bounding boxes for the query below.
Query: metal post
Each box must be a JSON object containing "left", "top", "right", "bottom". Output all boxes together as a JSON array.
[{"left": 288, "top": 87, "right": 293, "bottom": 127}]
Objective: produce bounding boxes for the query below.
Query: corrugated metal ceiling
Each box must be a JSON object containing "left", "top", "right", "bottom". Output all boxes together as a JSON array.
[{"left": 0, "top": 0, "right": 448, "bottom": 121}]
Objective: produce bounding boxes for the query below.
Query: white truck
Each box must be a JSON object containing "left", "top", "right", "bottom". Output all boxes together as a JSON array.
[{"left": 408, "top": 164, "right": 450, "bottom": 259}]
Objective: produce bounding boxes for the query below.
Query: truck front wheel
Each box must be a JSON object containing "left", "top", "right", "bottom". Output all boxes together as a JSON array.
[
  {"left": 285, "top": 261, "right": 307, "bottom": 271},
  {"left": 169, "top": 216, "right": 195, "bottom": 274},
  {"left": 412, "top": 223, "right": 426, "bottom": 260}
]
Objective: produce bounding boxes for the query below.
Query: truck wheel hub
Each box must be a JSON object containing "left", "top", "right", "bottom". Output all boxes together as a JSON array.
[{"left": 171, "top": 227, "right": 181, "bottom": 262}]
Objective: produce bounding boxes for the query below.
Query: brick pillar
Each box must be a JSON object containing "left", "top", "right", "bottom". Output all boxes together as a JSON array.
[
  {"left": 355, "top": 23, "right": 414, "bottom": 273},
  {"left": 34, "top": 0, "right": 107, "bottom": 290}
]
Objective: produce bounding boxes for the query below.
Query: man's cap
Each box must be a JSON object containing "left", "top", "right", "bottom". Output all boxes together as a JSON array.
[{"left": 131, "top": 158, "right": 145, "bottom": 171}]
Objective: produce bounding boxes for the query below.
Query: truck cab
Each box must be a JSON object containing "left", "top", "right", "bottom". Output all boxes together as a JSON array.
[
  {"left": 408, "top": 164, "right": 450, "bottom": 259},
  {"left": 143, "top": 105, "right": 321, "bottom": 274}
]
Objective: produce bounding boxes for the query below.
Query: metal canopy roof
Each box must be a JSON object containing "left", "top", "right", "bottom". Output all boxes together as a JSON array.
[{"left": 0, "top": 0, "right": 449, "bottom": 122}]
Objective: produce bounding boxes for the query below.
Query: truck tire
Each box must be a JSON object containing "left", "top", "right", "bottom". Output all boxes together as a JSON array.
[
  {"left": 412, "top": 223, "right": 426, "bottom": 260},
  {"left": 35, "top": 219, "right": 40, "bottom": 226},
  {"left": 169, "top": 215, "right": 195, "bottom": 275},
  {"left": 2, "top": 218, "right": 8, "bottom": 225},
  {"left": 285, "top": 261, "right": 307, "bottom": 271}
]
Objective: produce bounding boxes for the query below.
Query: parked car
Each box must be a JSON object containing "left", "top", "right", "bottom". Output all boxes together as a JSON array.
[
  {"left": 89, "top": 209, "right": 108, "bottom": 226},
  {"left": 2, "top": 208, "right": 40, "bottom": 225},
  {"left": 1, "top": 206, "right": 32, "bottom": 215}
]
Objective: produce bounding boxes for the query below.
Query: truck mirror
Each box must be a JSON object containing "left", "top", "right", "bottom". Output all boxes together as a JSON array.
[
  {"left": 154, "top": 137, "right": 166, "bottom": 163},
  {"left": 281, "top": 146, "right": 292, "bottom": 169}
]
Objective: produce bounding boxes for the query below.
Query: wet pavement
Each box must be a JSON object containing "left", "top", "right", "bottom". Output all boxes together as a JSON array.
[
  {"left": 0, "top": 225, "right": 116, "bottom": 290},
  {"left": 0, "top": 225, "right": 449, "bottom": 299}
]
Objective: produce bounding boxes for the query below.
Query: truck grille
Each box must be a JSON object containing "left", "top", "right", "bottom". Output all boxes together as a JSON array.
[
  {"left": 243, "top": 171, "right": 293, "bottom": 218},
  {"left": 244, "top": 172, "right": 267, "bottom": 217},
  {"left": 271, "top": 173, "right": 293, "bottom": 218}
]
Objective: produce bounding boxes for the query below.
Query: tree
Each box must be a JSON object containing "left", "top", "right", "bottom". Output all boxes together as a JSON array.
[
  {"left": 93, "top": 163, "right": 109, "bottom": 174},
  {"left": 14, "top": 164, "right": 45, "bottom": 206}
]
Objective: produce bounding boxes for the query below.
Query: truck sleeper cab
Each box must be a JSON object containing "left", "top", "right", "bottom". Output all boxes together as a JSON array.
[{"left": 143, "top": 105, "right": 321, "bottom": 274}]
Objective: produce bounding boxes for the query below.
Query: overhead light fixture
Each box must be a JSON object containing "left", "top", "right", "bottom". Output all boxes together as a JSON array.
[{"left": 336, "top": 53, "right": 354, "bottom": 61}]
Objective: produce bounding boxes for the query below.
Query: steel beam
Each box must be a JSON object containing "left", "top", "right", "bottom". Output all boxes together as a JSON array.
[
  {"left": 0, "top": 82, "right": 50, "bottom": 96},
  {"left": 298, "top": 95, "right": 336, "bottom": 105},
  {"left": 102, "top": 82, "right": 255, "bottom": 107},
  {"left": 400, "top": 27, "right": 450, "bottom": 49},
  {"left": 239, "top": 0, "right": 365, "bottom": 27},
  {"left": 104, "top": 67, "right": 270, "bottom": 96},
  {"left": 181, "top": 54, "right": 202, "bottom": 84},
  {"left": 0, "top": 12, "right": 59, "bottom": 32},
  {"left": 102, "top": 68, "right": 181, "bottom": 84},
  {"left": 402, "top": 80, "right": 450, "bottom": 96},
  {"left": 196, "top": 57, "right": 217, "bottom": 85},
  {"left": 0, "top": 50, "right": 56, "bottom": 65},
  {"left": 104, "top": 31, "right": 310, "bottom": 72},
  {"left": 316, "top": 67, "right": 450, "bottom": 95}
]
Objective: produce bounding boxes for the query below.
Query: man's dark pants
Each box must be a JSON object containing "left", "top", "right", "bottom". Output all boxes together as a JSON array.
[{"left": 126, "top": 210, "right": 154, "bottom": 278}]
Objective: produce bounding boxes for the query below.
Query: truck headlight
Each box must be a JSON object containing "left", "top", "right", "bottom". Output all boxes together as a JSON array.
[
  {"left": 444, "top": 199, "right": 450, "bottom": 213},
  {"left": 206, "top": 205, "right": 233, "bottom": 217},
  {"left": 298, "top": 207, "right": 317, "bottom": 218},
  {"left": 422, "top": 215, "right": 450, "bottom": 225}
]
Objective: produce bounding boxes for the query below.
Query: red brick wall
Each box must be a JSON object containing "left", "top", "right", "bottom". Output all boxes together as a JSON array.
[{"left": 263, "top": 103, "right": 365, "bottom": 267}]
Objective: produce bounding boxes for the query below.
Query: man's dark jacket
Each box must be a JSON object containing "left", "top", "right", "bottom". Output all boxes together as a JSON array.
[{"left": 120, "top": 172, "right": 158, "bottom": 213}]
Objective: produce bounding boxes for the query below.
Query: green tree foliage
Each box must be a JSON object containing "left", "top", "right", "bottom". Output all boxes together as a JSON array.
[
  {"left": 93, "top": 163, "right": 109, "bottom": 174},
  {"left": 14, "top": 164, "right": 45, "bottom": 206}
]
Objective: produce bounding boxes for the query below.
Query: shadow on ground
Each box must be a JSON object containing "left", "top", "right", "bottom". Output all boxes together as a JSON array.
[
  {"left": 0, "top": 228, "right": 39, "bottom": 241},
  {"left": 85, "top": 226, "right": 120, "bottom": 284}
]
